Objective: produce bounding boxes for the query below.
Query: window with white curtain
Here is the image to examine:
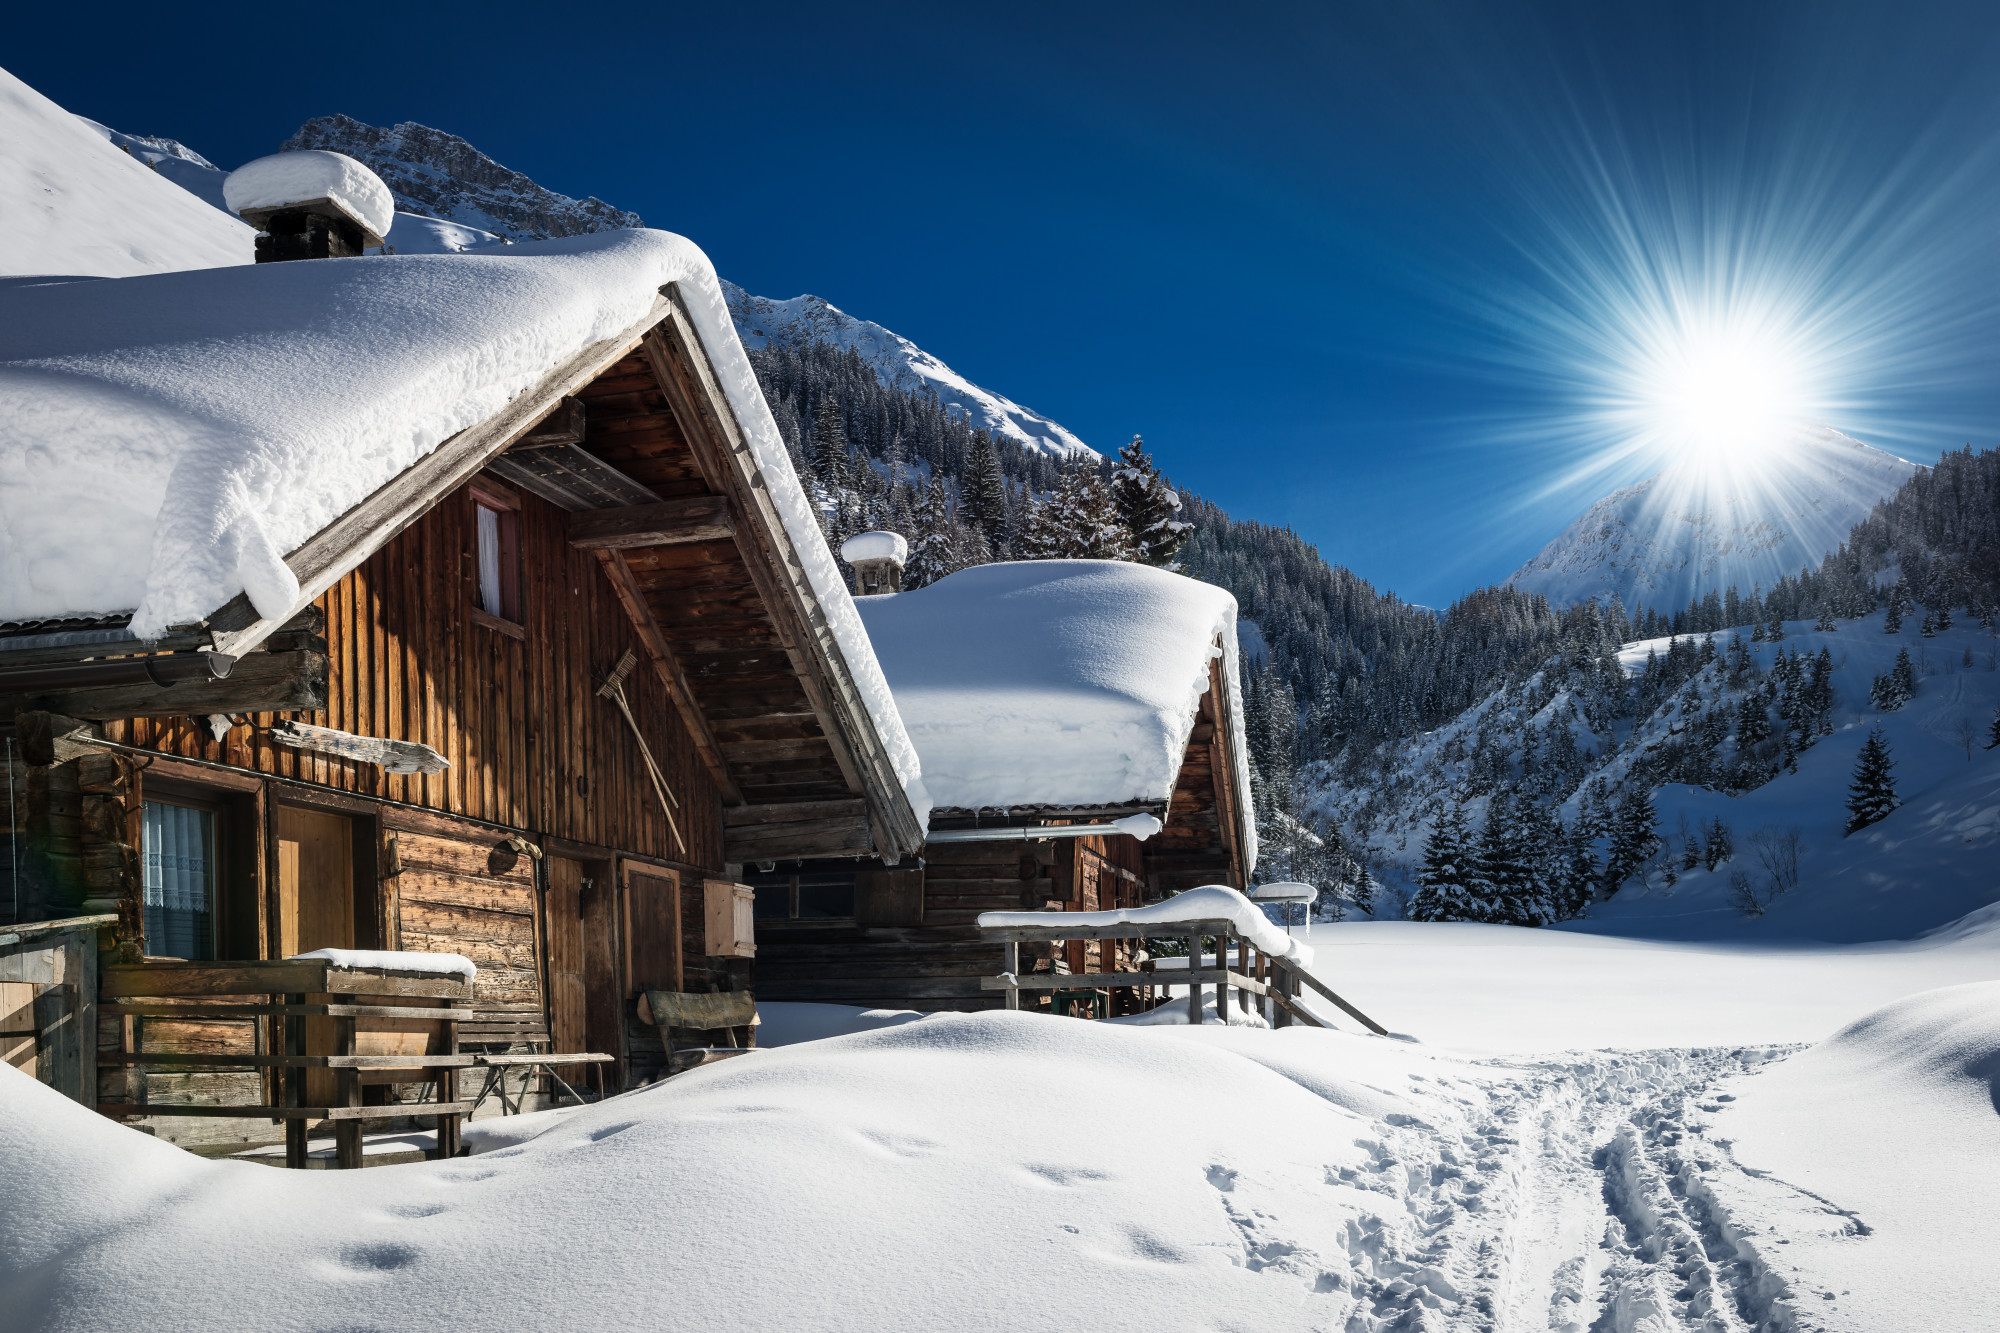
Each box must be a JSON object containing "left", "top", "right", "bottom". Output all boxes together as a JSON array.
[
  {"left": 142, "top": 801, "right": 215, "bottom": 960},
  {"left": 476, "top": 501, "right": 504, "bottom": 616}
]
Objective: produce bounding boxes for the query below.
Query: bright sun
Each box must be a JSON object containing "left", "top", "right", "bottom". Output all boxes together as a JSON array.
[{"left": 1634, "top": 324, "right": 1809, "bottom": 467}]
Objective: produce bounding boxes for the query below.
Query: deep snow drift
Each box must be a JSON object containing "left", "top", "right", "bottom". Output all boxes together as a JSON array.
[
  {"left": 0, "top": 64, "right": 252, "bottom": 277},
  {"left": 10, "top": 930, "right": 1998, "bottom": 1332}
]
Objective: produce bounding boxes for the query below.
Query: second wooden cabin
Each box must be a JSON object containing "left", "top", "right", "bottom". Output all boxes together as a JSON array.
[{"left": 750, "top": 552, "right": 1259, "bottom": 1013}]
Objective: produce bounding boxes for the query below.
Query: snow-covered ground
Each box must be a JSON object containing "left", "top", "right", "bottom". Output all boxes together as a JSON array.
[{"left": 7, "top": 912, "right": 1997, "bottom": 1332}]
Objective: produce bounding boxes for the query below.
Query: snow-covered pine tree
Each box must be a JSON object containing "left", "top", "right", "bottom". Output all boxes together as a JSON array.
[
  {"left": 904, "top": 475, "right": 964, "bottom": 589},
  {"left": 1472, "top": 798, "right": 1534, "bottom": 924},
  {"left": 1921, "top": 609, "right": 1938, "bottom": 637},
  {"left": 1602, "top": 788, "right": 1660, "bottom": 894},
  {"left": 1702, "top": 817, "right": 1732, "bottom": 870},
  {"left": 1884, "top": 583, "right": 1906, "bottom": 633},
  {"left": 1110, "top": 435, "right": 1191, "bottom": 567},
  {"left": 1409, "top": 807, "right": 1477, "bottom": 922},
  {"left": 1766, "top": 612, "right": 1785, "bottom": 641},
  {"left": 1937, "top": 602, "right": 1954, "bottom": 632},
  {"left": 1987, "top": 704, "right": 2000, "bottom": 750},
  {"left": 1016, "top": 463, "right": 1136, "bottom": 561},
  {"left": 1871, "top": 648, "right": 1917, "bottom": 711},
  {"left": 960, "top": 440, "right": 1009, "bottom": 554},
  {"left": 1814, "top": 603, "right": 1837, "bottom": 631},
  {"left": 810, "top": 396, "right": 851, "bottom": 493},
  {"left": 1844, "top": 726, "right": 1899, "bottom": 834}
]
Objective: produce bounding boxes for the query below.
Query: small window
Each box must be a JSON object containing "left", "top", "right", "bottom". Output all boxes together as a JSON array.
[
  {"left": 142, "top": 800, "right": 216, "bottom": 960},
  {"left": 471, "top": 482, "right": 521, "bottom": 624},
  {"left": 743, "top": 869, "right": 857, "bottom": 922}
]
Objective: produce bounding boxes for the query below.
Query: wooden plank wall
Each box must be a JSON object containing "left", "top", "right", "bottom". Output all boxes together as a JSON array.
[
  {"left": 105, "top": 478, "right": 722, "bottom": 871},
  {"left": 751, "top": 833, "right": 1149, "bottom": 1013}
]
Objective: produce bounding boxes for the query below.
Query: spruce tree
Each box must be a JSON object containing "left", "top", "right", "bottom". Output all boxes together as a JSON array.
[
  {"left": 1871, "top": 648, "right": 1916, "bottom": 711},
  {"left": 1409, "top": 808, "right": 1476, "bottom": 922},
  {"left": 810, "top": 396, "right": 851, "bottom": 492},
  {"left": 1110, "top": 436, "right": 1191, "bottom": 567},
  {"left": 1017, "top": 464, "right": 1136, "bottom": 561},
  {"left": 1845, "top": 726, "right": 1899, "bottom": 834},
  {"left": 1883, "top": 585, "right": 1905, "bottom": 634},
  {"left": 960, "top": 440, "right": 1009, "bottom": 553},
  {"left": 1986, "top": 704, "right": 2000, "bottom": 750},
  {"left": 1814, "top": 603, "right": 1837, "bottom": 632},
  {"left": 903, "top": 475, "right": 964, "bottom": 589},
  {"left": 1603, "top": 789, "right": 1660, "bottom": 893}
]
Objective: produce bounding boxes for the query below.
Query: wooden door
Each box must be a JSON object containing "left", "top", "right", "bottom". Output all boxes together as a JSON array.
[
  {"left": 580, "top": 862, "right": 622, "bottom": 1091},
  {"left": 277, "top": 805, "right": 354, "bottom": 1106},
  {"left": 545, "top": 856, "right": 587, "bottom": 1081},
  {"left": 623, "top": 868, "right": 681, "bottom": 999}
]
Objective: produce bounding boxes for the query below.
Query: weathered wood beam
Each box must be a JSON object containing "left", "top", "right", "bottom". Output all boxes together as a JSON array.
[
  {"left": 0, "top": 650, "right": 327, "bottom": 721},
  {"left": 724, "top": 816, "right": 874, "bottom": 864},
  {"left": 517, "top": 395, "right": 585, "bottom": 448},
  {"left": 565, "top": 496, "right": 733, "bottom": 550},
  {"left": 592, "top": 549, "right": 744, "bottom": 806},
  {"left": 720, "top": 797, "right": 865, "bottom": 828}
]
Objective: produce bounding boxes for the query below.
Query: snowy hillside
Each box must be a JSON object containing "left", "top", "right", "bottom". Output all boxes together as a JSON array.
[
  {"left": 0, "top": 65, "right": 251, "bottom": 277},
  {"left": 1510, "top": 425, "right": 1917, "bottom": 610},
  {"left": 1307, "top": 610, "right": 2000, "bottom": 941},
  {"left": 725, "top": 284, "right": 1094, "bottom": 458}
]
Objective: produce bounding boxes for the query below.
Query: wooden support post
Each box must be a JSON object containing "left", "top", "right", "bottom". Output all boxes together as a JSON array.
[
  {"left": 1003, "top": 941, "right": 1020, "bottom": 1012},
  {"left": 283, "top": 993, "right": 307, "bottom": 1169},
  {"left": 436, "top": 1004, "right": 461, "bottom": 1159},
  {"left": 334, "top": 1014, "right": 361, "bottom": 1170},
  {"left": 1187, "top": 934, "right": 1202, "bottom": 1025}
]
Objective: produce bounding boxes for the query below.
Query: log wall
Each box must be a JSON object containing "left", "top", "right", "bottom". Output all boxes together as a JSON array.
[{"left": 105, "top": 477, "right": 722, "bottom": 870}]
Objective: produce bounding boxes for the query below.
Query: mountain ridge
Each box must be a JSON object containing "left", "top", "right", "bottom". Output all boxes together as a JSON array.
[{"left": 1509, "top": 425, "right": 1918, "bottom": 611}]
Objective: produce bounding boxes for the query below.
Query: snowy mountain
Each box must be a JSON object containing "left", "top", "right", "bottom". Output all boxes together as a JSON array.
[
  {"left": 274, "top": 114, "right": 1091, "bottom": 457},
  {"left": 279, "top": 115, "right": 642, "bottom": 240},
  {"left": 0, "top": 66, "right": 252, "bottom": 277},
  {"left": 1510, "top": 425, "right": 1917, "bottom": 611},
  {"left": 724, "top": 284, "right": 1093, "bottom": 458}
]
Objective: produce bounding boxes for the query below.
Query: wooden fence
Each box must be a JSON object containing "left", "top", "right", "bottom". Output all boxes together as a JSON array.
[{"left": 978, "top": 916, "right": 1386, "bottom": 1034}]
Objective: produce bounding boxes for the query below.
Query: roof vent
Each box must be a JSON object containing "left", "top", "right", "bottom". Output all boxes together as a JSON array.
[
  {"left": 839, "top": 530, "right": 907, "bottom": 597},
  {"left": 224, "top": 150, "right": 394, "bottom": 262}
]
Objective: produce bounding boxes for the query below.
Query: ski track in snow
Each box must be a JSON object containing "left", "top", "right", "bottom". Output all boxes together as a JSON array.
[{"left": 1219, "top": 1045, "right": 1853, "bottom": 1332}]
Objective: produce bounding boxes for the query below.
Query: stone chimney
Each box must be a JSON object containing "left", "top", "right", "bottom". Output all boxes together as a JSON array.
[
  {"left": 223, "top": 150, "right": 393, "bottom": 262},
  {"left": 839, "top": 530, "right": 908, "bottom": 596}
]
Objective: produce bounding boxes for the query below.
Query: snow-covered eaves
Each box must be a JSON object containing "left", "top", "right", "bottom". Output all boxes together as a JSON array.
[
  {"left": 0, "top": 228, "right": 928, "bottom": 824},
  {"left": 854, "top": 560, "right": 1256, "bottom": 866}
]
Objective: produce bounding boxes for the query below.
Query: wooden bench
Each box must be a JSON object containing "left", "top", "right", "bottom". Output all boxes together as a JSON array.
[
  {"left": 639, "top": 989, "right": 758, "bottom": 1075},
  {"left": 458, "top": 1003, "right": 614, "bottom": 1116}
]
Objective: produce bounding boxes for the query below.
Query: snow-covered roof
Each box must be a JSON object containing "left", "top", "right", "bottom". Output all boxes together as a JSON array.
[
  {"left": 840, "top": 530, "right": 908, "bottom": 565},
  {"left": 0, "top": 227, "right": 926, "bottom": 816},
  {"left": 224, "top": 150, "right": 396, "bottom": 239},
  {"left": 854, "top": 560, "right": 1254, "bottom": 861}
]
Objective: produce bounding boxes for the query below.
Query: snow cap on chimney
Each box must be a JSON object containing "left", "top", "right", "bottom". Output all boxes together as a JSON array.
[
  {"left": 840, "top": 530, "right": 907, "bottom": 596},
  {"left": 225, "top": 150, "right": 394, "bottom": 261}
]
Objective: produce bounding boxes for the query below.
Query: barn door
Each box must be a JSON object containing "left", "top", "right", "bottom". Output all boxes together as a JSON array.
[
  {"left": 545, "top": 856, "right": 587, "bottom": 1082},
  {"left": 276, "top": 805, "right": 356, "bottom": 1106},
  {"left": 622, "top": 867, "right": 682, "bottom": 1001}
]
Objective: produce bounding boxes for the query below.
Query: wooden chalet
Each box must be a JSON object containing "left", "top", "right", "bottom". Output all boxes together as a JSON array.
[
  {"left": 0, "top": 250, "right": 924, "bottom": 1151},
  {"left": 750, "top": 553, "right": 1257, "bottom": 1014}
]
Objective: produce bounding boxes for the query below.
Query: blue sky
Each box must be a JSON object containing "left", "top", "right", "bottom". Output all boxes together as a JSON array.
[{"left": 13, "top": 1, "right": 1999, "bottom": 606}]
